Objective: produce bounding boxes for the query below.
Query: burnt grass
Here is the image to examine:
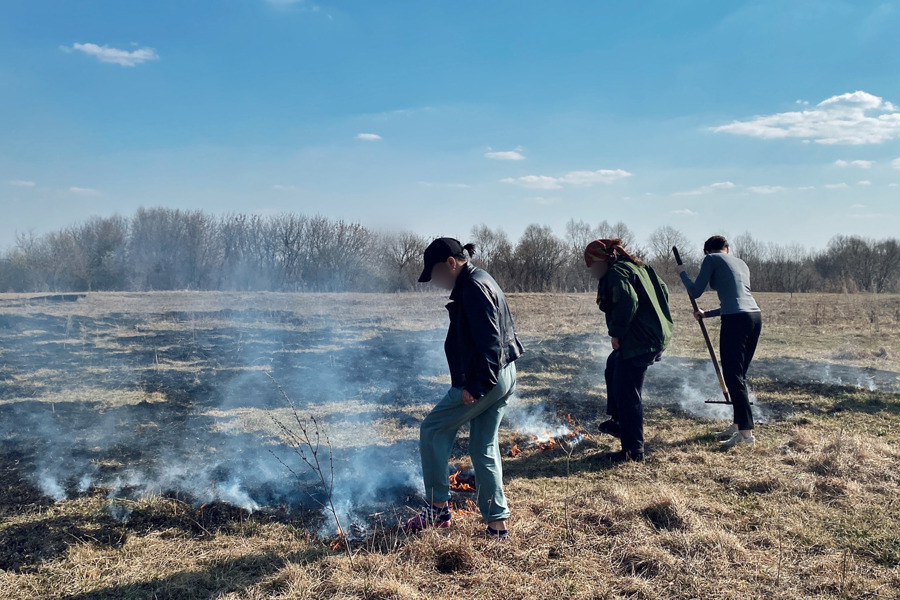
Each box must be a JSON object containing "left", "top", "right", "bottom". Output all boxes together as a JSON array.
[{"left": 0, "top": 291, "right": 898, "bottom": 599}]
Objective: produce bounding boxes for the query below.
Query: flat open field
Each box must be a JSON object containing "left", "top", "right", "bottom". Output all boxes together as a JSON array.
[{"left": 0, "top": 291, "right": 898, "bottom": 599}]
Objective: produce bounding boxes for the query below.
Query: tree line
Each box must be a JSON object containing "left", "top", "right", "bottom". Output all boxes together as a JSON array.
[{"left": 1, "top": 207, "right": 898, "bottom": 294}]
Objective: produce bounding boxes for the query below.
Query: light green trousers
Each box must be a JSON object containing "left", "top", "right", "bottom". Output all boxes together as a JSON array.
[{"left": 419, "top": 362, "right": 516, "bottom": 523}]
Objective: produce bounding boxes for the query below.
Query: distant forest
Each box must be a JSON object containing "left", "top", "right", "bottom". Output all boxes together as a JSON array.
[{"left": 1, "top": 207, "right": 898, "bottom": 294}]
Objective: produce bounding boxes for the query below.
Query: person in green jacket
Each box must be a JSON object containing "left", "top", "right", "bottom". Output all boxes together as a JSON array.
[{"left": 585, "top": 238, "right": 673, "bottom": 463}]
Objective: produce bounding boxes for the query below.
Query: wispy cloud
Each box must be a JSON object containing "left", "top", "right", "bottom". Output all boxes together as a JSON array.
[
  {"left": 893, "top": 157, "right": 900, "bottom": 169},
  {"left": 485, "top": 150, "right": 525, "bottom": 161},
  {"left": 502, "top": 175, "right": 561, "bottom": 189},
  {"left": 672, "top": 181, "right": 735, "bottom": 196},
  {"left": 69, "top": 186, "right": 100, "bottom": 195},
  {"left": 747, "top": 185, "right": 786, "bottom": 194},
  {"left": 485, "top": 146, "right": 525, "bottom": 161},
  {"left": 671, "top": 209, "right": 698, "bottom": 216},
  {"left": 63, "top": 43, "right": 159, "bottom": 67},
  {"left": 712, "top": 91, "right": 900, "bottom": 145},
  {"left": 9, "top": 180, "right": 36, "bottom": 187},
  {"left": 502, "top": 168, "right": 631, "bottom": 190},
  {"left": 834, "top": 159, "right": 874, "bottom": 168},
  {"left": 272, "top": 184, "right": 298, "bottom": 191},
  {"left": 356, "top": 133, "right": 382, "bottom": 141},
  {"left": 858, "top": 180, "right": 872, "bottom": 185},
  {"left": 824, "top": 182, "right": 849, "bottom": 189}
]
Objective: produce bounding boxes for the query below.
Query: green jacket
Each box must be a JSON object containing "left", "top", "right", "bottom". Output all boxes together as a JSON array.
[{"left": 597, "top": 260, "right": 673, "bottom": 359}]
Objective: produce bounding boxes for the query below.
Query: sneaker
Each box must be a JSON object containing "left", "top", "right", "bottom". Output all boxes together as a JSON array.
[
  {"left": 597, "top": 419, "right": 622, "bottom": 439},
  {"left": 606, "top": 449, "right": 644, "bottom": 464},
  {"left": 720, "top": 432, "right": 755, "bottom": 448},
  {"left": 715, "top": 423, "right": 738, "bottom": 440},
  {"left": 403, "top": 505, "right": 452, "bottom": 532},
  {"left": 484, "top": 526, "right": 509, "bottom": 540}
]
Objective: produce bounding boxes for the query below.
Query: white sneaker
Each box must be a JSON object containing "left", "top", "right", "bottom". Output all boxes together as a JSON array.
[
  {"left": 720, "top": 432, "right": 754, "bottom": 448},
  {"left": 715, "top": 423, "right": 738, "bottom": 440}
]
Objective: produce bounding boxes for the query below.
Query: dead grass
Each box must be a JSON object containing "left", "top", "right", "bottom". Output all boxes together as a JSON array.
[{"left": 0, "top": 291, "right": 899, "bottom": 598}]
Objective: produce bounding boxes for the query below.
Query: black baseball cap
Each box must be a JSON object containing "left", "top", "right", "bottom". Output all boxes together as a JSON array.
[{"left": 418, "top": 237, "right": 464, "bottom": 283}]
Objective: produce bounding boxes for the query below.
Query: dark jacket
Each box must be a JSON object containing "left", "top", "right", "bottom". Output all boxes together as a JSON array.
[
  {"left": 597, "top": 259, "right": 673, "bottom": 360},
  {"left": 445, "top": 263, "right": 524, "bottom": 398}
]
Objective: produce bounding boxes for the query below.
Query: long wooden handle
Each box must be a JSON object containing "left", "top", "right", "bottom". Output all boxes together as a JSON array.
[{"left": 672, "top": 246, "right": 731, "bottom": 403}]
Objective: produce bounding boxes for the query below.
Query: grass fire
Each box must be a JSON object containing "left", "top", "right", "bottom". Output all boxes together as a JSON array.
[{"left": 0, "top": 291, "right": 898, "bottom": 599}]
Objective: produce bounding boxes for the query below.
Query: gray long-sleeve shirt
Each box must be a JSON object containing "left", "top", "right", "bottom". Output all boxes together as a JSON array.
[{"left": 679, "top": 252, "right": 760, "bottom": 318}]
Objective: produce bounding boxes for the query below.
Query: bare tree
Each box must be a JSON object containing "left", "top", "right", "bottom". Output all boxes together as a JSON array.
[
  {"left": 381, "top": 231, "right": 428, "bottom": 291},
  {"left": 513, "top": 224, "right": 567, "bottom": 292},
  {"left": 647, "top": 225, "right": 697, "bottom": 286}
]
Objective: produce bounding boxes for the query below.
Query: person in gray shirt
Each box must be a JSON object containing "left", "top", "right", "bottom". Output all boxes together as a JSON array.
[{"left": 678, "top": 235, "right": 762, "bottom": 448}]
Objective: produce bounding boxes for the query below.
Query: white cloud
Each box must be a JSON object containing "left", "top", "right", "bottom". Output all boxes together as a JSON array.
[
  {"left": 671, "top": 209, "right": 698, "bottom": 216},
  {"left": 355, "top": 133, "right": 382, "bottom": 141},
  {"left": 502, "top": 168, "right": 631, "bottom": 190},
  {"left": 834, "top": 159, "right": 874, "bottom": 168},
  {"left": 558, "top": 169, "right": 632, "bottom": 186},
  {"left": 69, "top": 186, "right": 100, "bottom": 195},
  {"left": 858, "top": 180, "right": 872, "bottom": 185},
  {"left": 272, "top": 184, "right": 297, "bottom": 190},
  {"left": 748, "top": 185, "right": 786, "bottom": 194},
  {"left": 851, "top": 203, "right": 867, "bottom": 209},
  {"left": 485, "top": 150, "right": 525, "bottom": 160},
  {"left": 798, "top": 185, "right": 816, "bottom": 190},
  {"left": 892, "top": 158, "right": 900, "bottom": 169},
  {"left": 672, "top": 181, "right": 736, "bottom": 196},
  {"left": 889, "top": 183, "right": 900, "bottom": 187},
  {"left": 65, "top": 43, "right": 158, "bottom": 66},
  {"left": 502, "top": 175, "right": 562, "bottom": 190},
  {"left": 712, "top": 91, "right": 900, "bottom": 145},
  {"left": 824, "top": 183, "right": 849, "bottom": 189},
  {"left": 9, "top": 180, "right": 35, "bottom": 187}
]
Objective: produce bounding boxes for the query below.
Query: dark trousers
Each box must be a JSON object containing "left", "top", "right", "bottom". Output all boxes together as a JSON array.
[
  {"left": 604, "top": 350, "right": 660, "bottom": 453},
  {"left": 720, "top": 311, "right": 762, "bottom": 431}
]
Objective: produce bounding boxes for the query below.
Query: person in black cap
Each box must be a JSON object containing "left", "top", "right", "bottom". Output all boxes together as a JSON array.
[{"left": 403, "top": 237, "right": 524, "bottom": 540}]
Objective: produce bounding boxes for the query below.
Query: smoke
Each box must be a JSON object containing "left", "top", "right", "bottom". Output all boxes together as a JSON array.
[
  {"left": 504, "top": 395, "right": 584, "bottom": 445},
  {"left": 0, "top": 302, "right": 449, "bottom": 535},
  {"left": 642, "top": 355, "right": 768, "bottom": 423},
  {"left": 1, "top": 298, "right": 895, "bottom": 539}
]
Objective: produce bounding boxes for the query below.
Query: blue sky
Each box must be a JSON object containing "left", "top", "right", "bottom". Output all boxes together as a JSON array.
[{"left": 2, "top": 0, "right": 900, "bottom": 252}]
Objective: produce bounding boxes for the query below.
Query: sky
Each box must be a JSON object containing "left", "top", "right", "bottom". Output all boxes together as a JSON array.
[{"left": 2, "top": 0, "right": 900, "bottom": 252}]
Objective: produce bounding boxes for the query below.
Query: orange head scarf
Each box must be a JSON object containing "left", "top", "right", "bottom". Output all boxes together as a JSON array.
[{"left": 584, "top": 238, "right": 640, "bottom": 267}]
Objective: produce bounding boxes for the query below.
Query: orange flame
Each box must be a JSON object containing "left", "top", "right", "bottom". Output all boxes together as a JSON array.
[
  {"left": 329, "top": 527, "right": 346, "bottom": 551},
  {"left": 451, "top": 499, "right": 478, "bottom": 516},
  {"left": 449, "top": 470, "right": 474, "bottom": 492},
  {"left": 509, "top": 444, "right": 521, "bottom": 457}
]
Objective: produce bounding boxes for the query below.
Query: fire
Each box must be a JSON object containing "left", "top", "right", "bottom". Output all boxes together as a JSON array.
[
  {"left": 512, "top": 415, "right": 588, "bottom": 455},
  {"left": 451, "top": 499, "right": 478, "bottom": 516},
  {"left": 528, "top": 432, "right": 557, "bottom": 451},
  {"left": 448, "top": 470, "right": 474, "bottom": 492},
  {"left": 329, "top": 527, "right": 346, "bottom": 551}
]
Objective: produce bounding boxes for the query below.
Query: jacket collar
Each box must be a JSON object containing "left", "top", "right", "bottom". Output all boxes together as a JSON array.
[{"left": 449, "top": 262, "right": 476, "bottom": 300}]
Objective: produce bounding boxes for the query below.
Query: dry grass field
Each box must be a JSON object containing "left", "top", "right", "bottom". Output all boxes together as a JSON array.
[{"left": 0, "top": 290, "right": 898, "bottom": 599}]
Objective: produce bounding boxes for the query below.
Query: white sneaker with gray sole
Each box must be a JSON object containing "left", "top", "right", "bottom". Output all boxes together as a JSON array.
[
  {"left": 720, "top": 432, "right": 755, "bottom": 448},
  {"left": 715, "top": 423, "right": 738, "bottom": 440}
]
